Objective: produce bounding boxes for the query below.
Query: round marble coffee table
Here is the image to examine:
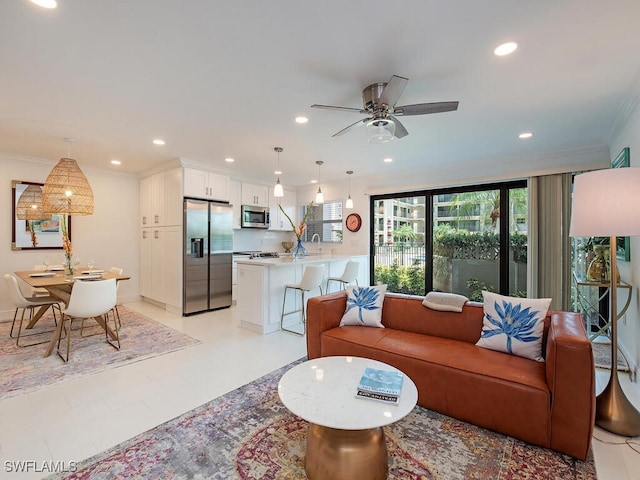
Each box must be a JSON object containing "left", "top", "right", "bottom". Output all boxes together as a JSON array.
[{"left": 278, "top": 356, "right": 418, "bottom": 480}]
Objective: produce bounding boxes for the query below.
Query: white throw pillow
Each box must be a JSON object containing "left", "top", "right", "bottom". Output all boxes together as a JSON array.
[
  {"left": 340, "top": 285, "right": 387, "bottom": 328},
  {"left": 476, "top": 291, "right": 551, "bottom": 362}
]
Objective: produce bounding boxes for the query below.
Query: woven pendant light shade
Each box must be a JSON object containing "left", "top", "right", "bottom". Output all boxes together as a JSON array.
[
  {"left": 42, "top": 158, "right": 94, "bottom": 215},
  {"left": 16, "top": 184, "right": 51, "bottom": 220}
]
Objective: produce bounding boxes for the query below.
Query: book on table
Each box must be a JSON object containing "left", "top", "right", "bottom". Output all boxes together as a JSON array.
[{"left": 355, "top": 367, "right": 404, "bottom": 404}]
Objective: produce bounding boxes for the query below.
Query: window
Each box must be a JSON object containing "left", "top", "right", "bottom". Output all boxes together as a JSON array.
[
  {"left": 371, "top": 181, "right": 527, "bottom": 297},
  {"left": 302, "top": 201, "right": 343, "bottom": 243}
]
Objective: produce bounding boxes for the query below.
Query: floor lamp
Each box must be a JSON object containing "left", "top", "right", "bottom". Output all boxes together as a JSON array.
[{"left": 570, "top": 167, "right": 640, "bottom": 437}]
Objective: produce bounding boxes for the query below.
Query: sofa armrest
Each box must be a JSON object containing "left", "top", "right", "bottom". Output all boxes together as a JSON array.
[
  {"left": 306, "top": 292, "right": 347, "bottom": 359},
  {"left": 545, "top": 311, "right": 595, "bottom": 460}
]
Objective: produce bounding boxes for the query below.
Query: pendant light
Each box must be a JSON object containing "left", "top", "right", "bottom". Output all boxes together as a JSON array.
[
  {"left": 315, "top": 161, "right": 324, "bottom": 204},
  {"left": 273, "top": 147, "right": 284, "bottom": 198},
  {"left": 345, "top": 170, "right": 354, "bottom": 209},
  {"left": 42, "top": 138, "right": 94, "bottom": 216}
]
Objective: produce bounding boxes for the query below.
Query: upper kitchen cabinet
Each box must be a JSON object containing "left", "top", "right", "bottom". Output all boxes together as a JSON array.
[
  {"left": 269, "top": 187, "right": 297, "bottom": 231},
  {"left": 230, "top": 180, "right": 242, "bottom": 229},
  {"left": 140, "top": 168, "right": 183, "bottom": 227},
  {"left": 184, "top": 167, "right": 230, "bottom": 202},
  {"left": 241, "top": 182, "right": 269, "bottom": 207}
]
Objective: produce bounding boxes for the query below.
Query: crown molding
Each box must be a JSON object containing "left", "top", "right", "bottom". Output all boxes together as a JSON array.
[{"left": 609, "top": 70, "right": 640, "bottom": 142}]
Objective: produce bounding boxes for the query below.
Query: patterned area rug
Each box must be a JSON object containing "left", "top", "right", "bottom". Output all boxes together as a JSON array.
[
  {"left": 0, "top": 307, "right": 200, "bottom": 401},
  {"left": 592, "top": 341, "right": 630, "bottom": 371},
  {"left": 47, "top": 360, "right": 597, "bottom": 480}
]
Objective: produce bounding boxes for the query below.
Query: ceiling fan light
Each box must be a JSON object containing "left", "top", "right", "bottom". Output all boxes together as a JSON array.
[
  {"left": 274, "top": 178, "right": 284, "bottom": 197},
  {"left": 366, "top": 118, "right": 395, "bottom": 144}
]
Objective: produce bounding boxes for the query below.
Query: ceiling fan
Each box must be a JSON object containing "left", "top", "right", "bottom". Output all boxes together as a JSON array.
[{"left": 311, "top": 75, "right": 458, "bottom": 143}]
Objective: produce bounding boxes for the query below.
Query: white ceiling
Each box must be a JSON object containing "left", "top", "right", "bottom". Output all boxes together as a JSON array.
[{"left": 1, "top": 0, "right": 639, "bottom": 186}]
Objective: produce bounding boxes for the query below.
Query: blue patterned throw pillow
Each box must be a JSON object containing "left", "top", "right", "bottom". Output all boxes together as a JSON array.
[
  {"left": 476, "top": 291, "right": 552, "bottom": 362},
  {"left": 340, "top": 284, "right": 387, "bottom": 328}
]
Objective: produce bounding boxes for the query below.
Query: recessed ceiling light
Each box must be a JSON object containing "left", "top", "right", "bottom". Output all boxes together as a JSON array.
[
  {"left": 274, "top": 170, "right": 282, "bottom": 175},
  {"left": 295, "top": 116, "right": 309, "bottom": 124},
  {"left": 30, "top": 0, "right": 57, "bottom": 8},
  {"left": 494, "top": 42, "right": 518, "bottom": 56},
  {"left": 224, "top": 157, "right": 235, "bottom": 163},
  {"left": 152, "top": 139, "right": 165, "bottom": 145},
  {"left": 518, "top": 132, "right": 533, "bottom": 139},
  {"left": 310, "top": 179, "right": 318, "bottom": 184},
  {"left": 110, "top": 160, "right": 122, "bottom": 165},
  {"left": 383, "top": 158, "right": 393, "bottom": 163}
]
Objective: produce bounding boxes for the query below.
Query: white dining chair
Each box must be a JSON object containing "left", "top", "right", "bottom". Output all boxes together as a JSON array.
[
  {"left": 56, "top": 278, "right": 118, "bottom": 362},
  {"left": 326, "top": 261, "right": 360, "bottom": 293},
  {"left": 80, "top": 267, "right": 124, "bottom": 336},
  {"left": 4, "top": 273, "right": 61, "bottom": 347},
  {"left": 110, "top": 267, "right": 123, "bottom": 328},
  {"left": 280, "top": 264, "right": 324, "bottom": 335}
]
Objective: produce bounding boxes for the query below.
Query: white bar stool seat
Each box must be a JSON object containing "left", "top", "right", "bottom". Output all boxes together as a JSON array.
[
  {"left": 326, "top": 260, "right": 360, "bottom": 293},
  {"left": 280, "top": 264, "right": 324, "bottom": 335}
]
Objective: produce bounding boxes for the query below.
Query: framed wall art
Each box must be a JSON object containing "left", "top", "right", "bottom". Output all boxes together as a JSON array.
[
  {"left": 11, "top": 180, "right": 71, "bottom": 251},
  {"left": 612, "top": 147, "right": 630, "bottom": 261}
]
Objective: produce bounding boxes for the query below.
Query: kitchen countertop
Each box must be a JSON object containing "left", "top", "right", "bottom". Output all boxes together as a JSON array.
[{"left": 234, "top": 253, "right": 367, "bottom": 267}]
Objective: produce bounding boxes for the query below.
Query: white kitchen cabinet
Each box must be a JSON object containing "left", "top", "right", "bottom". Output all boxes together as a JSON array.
[
  {"left": 237, "top": 263, "right": 268, "bottom": 332},
  {"left": 140, "top": 169, "right": 183, "bottom": 227},
  {"left": 269, "top": 187, "right": 297, "bottom": 231},
  {"left": 230, "top": 180, "right": 242, "bottom": 229},
  {"left": 241, "top": 182, "right": 269, "bottom": 207},
  {"left": 184, "top": 167, "right": 230, "bottom": 202},
  {"left": 139, "top": 225, "right": 182, "bottom": 309},
  {"left": 140, "top": 167, "right": 183, "bottom": 312}
]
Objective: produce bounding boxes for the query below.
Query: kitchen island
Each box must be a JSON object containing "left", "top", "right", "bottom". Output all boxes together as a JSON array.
[{"left": 235, "top": 254, "right": 368, "bottom": 334}]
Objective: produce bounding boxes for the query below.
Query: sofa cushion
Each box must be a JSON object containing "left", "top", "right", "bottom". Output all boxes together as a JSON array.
[
  {"left": 340, "top": 284, "right": 387, "bottom": 327},
  {"left": 476, "top": 291, "right": 551, "bottom": 362}
]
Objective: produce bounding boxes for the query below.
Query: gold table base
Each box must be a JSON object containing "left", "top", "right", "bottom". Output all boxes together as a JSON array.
[{"left": 305, "top": 424, "right": 388, "bottom": 480}]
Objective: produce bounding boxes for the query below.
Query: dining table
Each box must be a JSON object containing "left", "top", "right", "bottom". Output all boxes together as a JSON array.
[{"left": 14, "top": 268, "right": 131, "bottom": 358}]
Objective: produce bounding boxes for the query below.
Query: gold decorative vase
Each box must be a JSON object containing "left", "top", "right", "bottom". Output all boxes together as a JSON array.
[
  {"left": 586, "top": 245, "right": 619, "bottom": 282},
  {"left": 281, "top": 241, "right": 294, "bottom": 253}
]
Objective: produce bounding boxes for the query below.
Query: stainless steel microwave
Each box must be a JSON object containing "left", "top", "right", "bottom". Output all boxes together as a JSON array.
[{"left": 241, "top": 205, "right": 270, "bottom": 228}]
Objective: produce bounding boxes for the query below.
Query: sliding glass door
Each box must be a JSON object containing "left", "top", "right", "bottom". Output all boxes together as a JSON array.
[{"left": 371, "top": 181, "right": 527, "bottom": 297}]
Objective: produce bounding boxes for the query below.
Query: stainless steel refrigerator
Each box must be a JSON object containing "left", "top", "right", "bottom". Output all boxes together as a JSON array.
[{"left": 183, "top": 198, "right": 233, "bottom": 315}]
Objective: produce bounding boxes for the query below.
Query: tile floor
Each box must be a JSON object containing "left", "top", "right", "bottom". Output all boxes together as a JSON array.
[{"left": 0, "top": 301, "right": 638, "bottom": 479}]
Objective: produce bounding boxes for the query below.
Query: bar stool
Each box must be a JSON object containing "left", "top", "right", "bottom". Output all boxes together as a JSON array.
[
  {"left": 280, "top": 264, "right": 324, "bottom": 335},
  {"left": 326, "top": 261, "right": 360, "bottom": 293}
]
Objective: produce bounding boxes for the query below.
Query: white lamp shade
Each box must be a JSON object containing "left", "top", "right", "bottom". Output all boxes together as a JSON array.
[
  {"left": 345, "top": 196, "right": 354, "bottom": 209},
  {"left": 570, "top": 167, "right": 640, "bottom": 237},
  {"left": 274, "top": 179, "right": 284, "bottom": 197},
  {"left": 315, "top": 188, "right": 324, "bottom": 204}
]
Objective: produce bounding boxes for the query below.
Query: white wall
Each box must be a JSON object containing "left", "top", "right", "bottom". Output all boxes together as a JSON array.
[
  {"left": 610, "top": 102, "right": 640, "bottom": 372},
  {"left": 0, "top": 155, "right": 140, "bottom": 321}
]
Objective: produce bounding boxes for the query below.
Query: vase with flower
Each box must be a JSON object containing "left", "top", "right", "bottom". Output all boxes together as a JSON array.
[
  {"left": 279, "top": 201, "right": 313, "bottom": 259},
  {"left": 60, "top": 214, "right": 74, "bottom": 275}
]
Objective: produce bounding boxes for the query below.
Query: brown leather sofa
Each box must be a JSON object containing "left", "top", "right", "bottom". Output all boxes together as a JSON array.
[{"left": 306, "top": 291, "right": 596, "bottom": 460}]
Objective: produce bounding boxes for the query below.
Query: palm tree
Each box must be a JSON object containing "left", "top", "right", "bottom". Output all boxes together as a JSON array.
[
  {"left": 393, "top": 224, "right": 417, "bottom": 244},
  {"left": 449, "top": 188, "right": 527, "bottom": 233}
]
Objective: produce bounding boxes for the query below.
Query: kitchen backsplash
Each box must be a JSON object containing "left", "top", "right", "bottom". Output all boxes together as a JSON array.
[{"left": 233, "top": 228, "right": 296, "bottom": 253}]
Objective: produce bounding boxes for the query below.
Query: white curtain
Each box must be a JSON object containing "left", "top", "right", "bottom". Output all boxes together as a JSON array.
[{"left": 527, "top": 173, "right": 572, "bottom": 310}]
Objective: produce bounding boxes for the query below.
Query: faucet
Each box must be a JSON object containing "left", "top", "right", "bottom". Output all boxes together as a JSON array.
[{"left": 311, "top": 233, "right": 321, "bottom": 254}]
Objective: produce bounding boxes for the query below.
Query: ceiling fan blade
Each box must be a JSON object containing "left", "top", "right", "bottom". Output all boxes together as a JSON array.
[
  {"left": 332, "top": 118, "right": 369, "bottom": 137},
  {"left": 389, "top": 115, "right": 409, "bottom": 138},
  {"left": 394, "top": 101, "right": 459, "bottom": 116},
  {"left": 311, "top": 104, "right": 368, "bottom": 114},
  {"left": 378, "top": 75, "right": 408, "bottom": 108}
]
